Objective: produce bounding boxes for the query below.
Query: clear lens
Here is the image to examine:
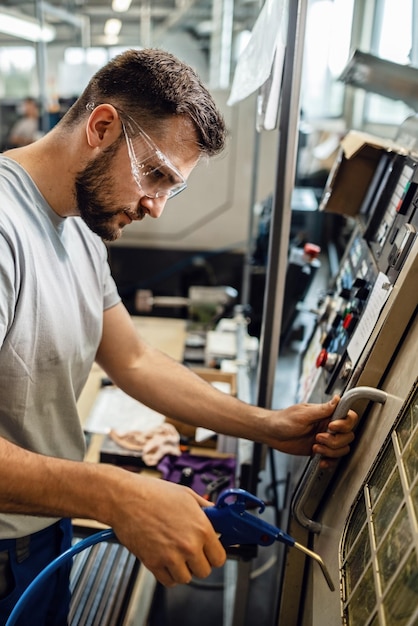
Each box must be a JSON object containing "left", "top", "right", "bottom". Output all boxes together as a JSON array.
[
  {"left": 84, "top": 104, "right": 187, "bottom": 198},
  {"left": 123, "top": 122, "right": 187, "bottom": 199}
]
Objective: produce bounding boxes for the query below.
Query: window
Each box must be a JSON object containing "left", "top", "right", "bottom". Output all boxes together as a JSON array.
[
  {"left": 0, "top": 47, "right": 36, "bottom": 98},
  {"left": 364, "top": 0, "right": 417, "bottom": 125},
  {"left": 301, "top": 0, "right": 355, "bottom": 119}
]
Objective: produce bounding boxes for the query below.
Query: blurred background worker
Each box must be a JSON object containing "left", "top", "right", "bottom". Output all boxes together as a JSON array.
[{"left": 6, "top": 97, "right": 41, "bottom": 148}]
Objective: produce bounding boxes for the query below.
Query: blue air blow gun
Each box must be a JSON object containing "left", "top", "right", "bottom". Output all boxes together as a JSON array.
[
  {"left": 5, "top": 488, "right": 333, "bottom": 626},
  {"left": 204, "top": 488, "right": 334, "bottom": 591}
]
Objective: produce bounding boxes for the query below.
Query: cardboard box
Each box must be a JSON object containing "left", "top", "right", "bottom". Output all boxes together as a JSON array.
[
  {"left": 189, "top": 367, "right": 237, "bottom": 396},
  {"left": 319, "top": 131, "right": 408, "bottom": 217},
  {"left": 165, "top": 367, "right": 237, "bottom": 448}
]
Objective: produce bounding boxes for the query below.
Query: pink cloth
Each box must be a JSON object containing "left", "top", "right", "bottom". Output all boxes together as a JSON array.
[{"left": 109, "top": 423, "right": 181, "bottom": 466}]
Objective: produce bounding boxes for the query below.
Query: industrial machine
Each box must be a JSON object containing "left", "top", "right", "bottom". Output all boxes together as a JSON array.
[{"left": 276, "top": 132, "right": 418, "bottom": 626}]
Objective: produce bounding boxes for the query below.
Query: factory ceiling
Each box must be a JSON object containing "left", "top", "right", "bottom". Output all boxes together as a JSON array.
[{"left": 0, "top": 0, "right": 261, "bottom": 65}]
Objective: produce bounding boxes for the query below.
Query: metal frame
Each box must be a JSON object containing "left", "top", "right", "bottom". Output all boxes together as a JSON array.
[
  {"left": 225, "top": 1, "right": 309, "bottom": 624},
  {"left": 247, "top": 0, "right": 308, "bottom": 494}
]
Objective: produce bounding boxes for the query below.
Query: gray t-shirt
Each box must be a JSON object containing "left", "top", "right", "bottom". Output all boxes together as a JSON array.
[{"left": 0, "top": 156, "right": 121, "bottom": 537}]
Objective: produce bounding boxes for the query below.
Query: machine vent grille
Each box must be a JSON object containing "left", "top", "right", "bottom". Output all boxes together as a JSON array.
[{"left": 340, "top": 382, "right": 418, "bottom": 626}]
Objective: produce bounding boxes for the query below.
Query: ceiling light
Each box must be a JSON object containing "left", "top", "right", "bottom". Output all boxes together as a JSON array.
[
  {"left": 104, "top": 18, "right": 122, "bottom": 37},
  {"left": 112, "top": 0, "right": 132, "bottom": 13},
  {"left": 0, "top": 8, "right": 56, "bottom": 42}
]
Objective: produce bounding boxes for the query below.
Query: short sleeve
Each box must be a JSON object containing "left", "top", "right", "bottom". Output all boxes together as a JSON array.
[{"left": 0, "top": 233, "right": 17, "bottom": 347}]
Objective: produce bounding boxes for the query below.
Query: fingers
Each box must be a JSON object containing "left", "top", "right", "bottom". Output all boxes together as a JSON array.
[
  {"left": 156, "top": 566, "right": 188, "bottom": 588},
  {"left": 327, "top": 394, "right": 340, "bottom": 412},
  {"left": 316, "top": 394, "right": 339, "bottom": 419},
  {"left": 327, "top": 408, "right": 359, "bottom": 433},
  {"left": 313, "top": 408, "right": 358, "bottom": 459},
  {"left": 300, "top": 395, "right": 339, "bottom": 428},
  {"left": 313, "top": 438, "right": 353, "bottom": 459},
  {"left": 150, "top": 534, "right": 226, "bottom": 587},
  {"left": 315, "top": 429, "right": 355, "bottom": 448},
  {"left": 136, "top": 501, "right": 226, "bottom": 588},
  {"left": 111, "top": 476, "right": 226, "bottom": 589}
]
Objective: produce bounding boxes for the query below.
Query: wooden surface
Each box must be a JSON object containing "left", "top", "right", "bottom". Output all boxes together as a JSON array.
[
  {"left": 77, "top": 316, "right": 187, "bottom": 426},
  {"left": 130, "top": 316, "right": 186, "bottom": 361}
]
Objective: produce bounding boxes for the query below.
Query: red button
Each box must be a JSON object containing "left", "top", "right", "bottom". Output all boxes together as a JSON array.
[
  {"left": 343, "top": 313, "right": 353, "bottom": 330},
  {"left": 316, "top": 349, "right": 328, "bottom": 368}
]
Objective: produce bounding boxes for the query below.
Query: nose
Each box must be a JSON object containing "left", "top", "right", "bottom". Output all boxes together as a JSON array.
[{"left": 139, "top": 195, "right": 168, "bottom": 219}]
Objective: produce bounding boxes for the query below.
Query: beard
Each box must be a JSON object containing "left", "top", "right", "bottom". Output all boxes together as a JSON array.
[{"left": 75, "top": 139, "right": 136, "bottom": 241}]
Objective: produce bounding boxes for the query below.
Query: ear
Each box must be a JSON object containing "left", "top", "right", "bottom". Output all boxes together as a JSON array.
[{"left": 85, "top": 104, "right": 121, "bottom": 148}]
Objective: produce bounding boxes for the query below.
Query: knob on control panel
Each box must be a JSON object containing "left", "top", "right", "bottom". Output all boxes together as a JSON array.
[
  {"left": 342, "top": 312, "right": 358, "bottom": 333},
  {"left": 316, "top": 349, "right": 338, "bottom": 371},
  {"left": 339, "top": 360, "right": 353, "bottom": 380}
]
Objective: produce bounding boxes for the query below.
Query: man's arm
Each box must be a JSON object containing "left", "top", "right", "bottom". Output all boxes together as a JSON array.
[
  {"left": 0, "top": 435, "right": 225, "bottom": 586},
  {"left": 95, "top": 303, "right": 358, "bottom": 462},
  {"left": 0, "top": 302, "right": 357, "bottom": 587}
]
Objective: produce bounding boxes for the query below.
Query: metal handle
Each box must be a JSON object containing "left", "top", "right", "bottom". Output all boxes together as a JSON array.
[
  {"left": 327, "top": 386, "right": 387, "bottom": 423},
  {"left": 292, "top": 386, "right": 387, "bottom": 533}
]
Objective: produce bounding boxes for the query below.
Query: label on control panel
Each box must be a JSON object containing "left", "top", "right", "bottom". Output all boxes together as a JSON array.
[{"left": 347, "top": 272, "right": 393, "bottom": 365}]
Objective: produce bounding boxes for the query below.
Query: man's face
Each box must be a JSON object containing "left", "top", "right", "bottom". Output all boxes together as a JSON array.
[
  {"left": 75, "top": 116, "right": 200, "bottom": 242},
  {"left": 75, "top": 138, "right": 135, "bottom": 241}
]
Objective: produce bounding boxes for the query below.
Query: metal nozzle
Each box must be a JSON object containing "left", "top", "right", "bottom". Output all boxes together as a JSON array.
[{"left": 294, "top": 541, "right": 335, "bottom": 591}]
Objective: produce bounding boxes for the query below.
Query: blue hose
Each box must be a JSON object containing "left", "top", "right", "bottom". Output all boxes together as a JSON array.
[{"left": 5, "top": 528, "right": 116, "bottom": 626}]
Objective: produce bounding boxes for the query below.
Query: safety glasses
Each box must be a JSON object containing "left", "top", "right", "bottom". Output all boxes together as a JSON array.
[
  {"left": 86, "top": 102, "right": 187, "bottom": 199},
  {"left": 120, "top": 112, "right": 187, "bottom": 200}
]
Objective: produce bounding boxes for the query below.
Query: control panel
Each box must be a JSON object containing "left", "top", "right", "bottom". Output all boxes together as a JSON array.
[
  {"left": 373, "top": 159, "right": 418, "bottom": 281},
  {"left": 298, "top": 151, "right": 418, "bottom": 400},
  {"left": 305, "top": 233, "right": 378, "bottom": 396}
]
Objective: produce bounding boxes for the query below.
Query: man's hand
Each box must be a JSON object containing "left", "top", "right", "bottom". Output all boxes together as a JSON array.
[
  {"left": 108, "top": 474, "right": 226, "bottom": 587},
  {"left": 266, "top": 396, "right": 358, "bottom": 467}
]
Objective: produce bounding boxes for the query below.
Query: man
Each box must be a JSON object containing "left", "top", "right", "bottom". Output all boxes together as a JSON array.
[
  {"left": 6, "top": 97, "right": 41, "bottom": 149},
  {"left": 0, "top": 49, "right": 357, "bottom": 624}
]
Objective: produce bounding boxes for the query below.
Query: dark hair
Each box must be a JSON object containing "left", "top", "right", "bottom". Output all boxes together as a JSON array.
[{"left": 61, "top": 48, "right": 226, "bottom": 157}]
